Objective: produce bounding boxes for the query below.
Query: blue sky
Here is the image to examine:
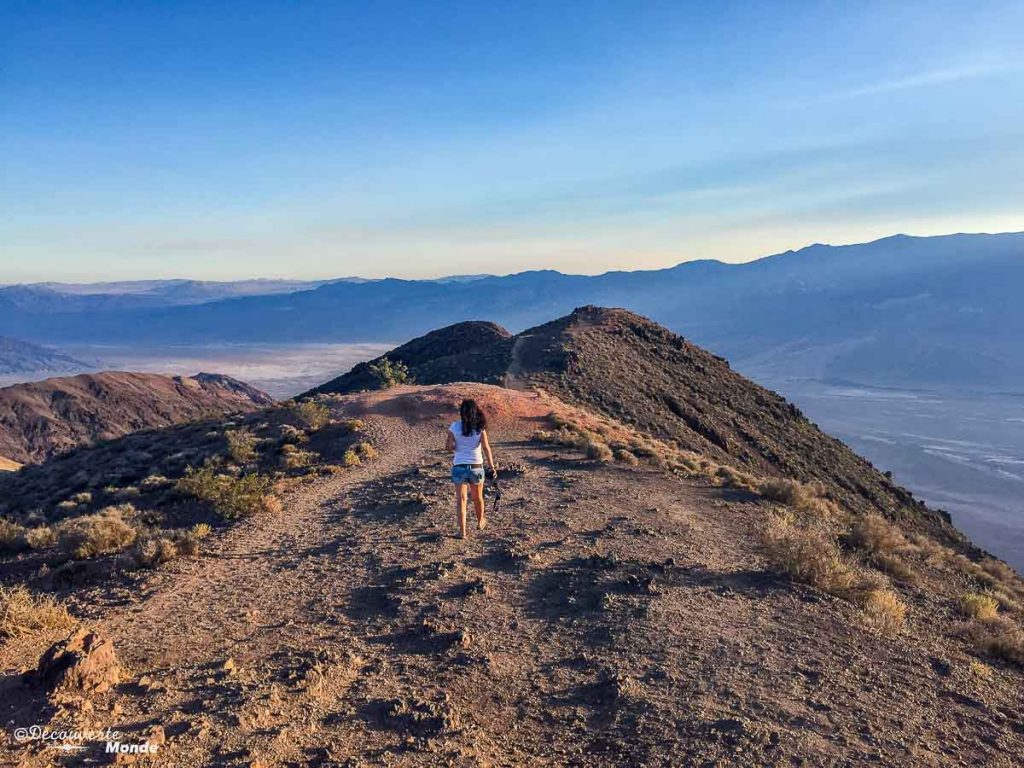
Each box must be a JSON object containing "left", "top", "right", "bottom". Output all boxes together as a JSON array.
[{"left": 2, "top": 0, "right": 1024, "bottom": 282}]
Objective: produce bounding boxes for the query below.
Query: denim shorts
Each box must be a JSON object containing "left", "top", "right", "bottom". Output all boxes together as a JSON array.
[{"left": 451, "top": 465, "right": 485, "bottom": 485}]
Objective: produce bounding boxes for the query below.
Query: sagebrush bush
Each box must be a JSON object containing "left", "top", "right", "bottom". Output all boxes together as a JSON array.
[
  {"left": 369, "top": 356, "right": 411, "bottom": 388},
  {"left": 292, "top": 400, "right": 331, "bottom": 431},
  {"left": 57, "top": 505, "right": 138, "bottom": 559},
  {"left": 225, "top": 429, "right": 259, "bottom": 464},
  {"left": 0, "top": 585, "right": 76, "bottom": 639},
  {"left": 177, "top": 467, "right": 277, "bottom": 519},
  {"left": 342, "top": 449, "right": 361, "bottom": 467},
  {"left": 960, "top": 593, "right": 999, "bottom": 621},
  {"left": 340, "top": 419, "right": 365, "bottom": 433}
]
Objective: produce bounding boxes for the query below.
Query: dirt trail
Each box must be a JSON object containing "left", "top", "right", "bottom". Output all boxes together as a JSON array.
[{"left": 5, "top": 384, "right": 1022, "bottom": 767}]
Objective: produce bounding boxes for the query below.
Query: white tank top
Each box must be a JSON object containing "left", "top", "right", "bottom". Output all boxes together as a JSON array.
[{"left": 450, "top": 421, "right": 483, "bottom": 465}]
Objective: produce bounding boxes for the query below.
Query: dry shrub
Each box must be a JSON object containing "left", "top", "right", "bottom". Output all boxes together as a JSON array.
[
  {"left": 861, "top": 587, "right": 907, "bottom": 636},
  {"left": 340, "top": 419, "right": 365, "bottom": 433},
  {"left": 979, "top": 558, "right": 1018, "bottom": 585},
  {"left": 26, "top": 526, "right": 56, "bottom": 549},
  {"left": 969, "top": 659, "right": 993, "bottom": 679},
  {"left": 133, "top": 536, "right": 179, "bottom": 568},
  {"left": 585, "top": 440, "right": 613, "bottom": 462},
  {"left": 57, "top": 505, "right": 138, "bottom": 559},
  {"left": 281, "top": 447, "right": 316, "bottom": 469},
  {"left": 760, "top": 513, "right": 858, "bottom": 597},
  {"left": 225, "top": 429, "right": 259, "bottom": 464},
  {"left": 849, "top": 514, "right": 906, "bottom": 554},
  {"left": 960, "top": 593, "right": 999, "bottom": 621},
  {"left": 342, "top": 449, "right": 362, "bottom": 467},
  {"left": 0, "top": 518, "right": 28, "bottom": 554},
  {"left": 628, "top": 440, "right": 659, "bottom": 459},
  {"left": 714, "top": 465, "right": 758, "bottom": 491},
  {"left": 177, "top": 467, "right": 275, "bottom": 520},
  {"left": 990, "top": 588, "right": 1023, "bottom": 613},
  {"left": 963, "top": 617, "right": 1024, "bottom": 665},
  {"left": 72, "top": 491, "right": 92, "bottom": 504},
  {"left": 614, "top": 449, "right": 639, "bottom": 466},
  {"left": 759, "top": 478, "right": 838, "bottom": 517},
  {"left": 874, "top": 553, "right": 919, "bottom": 585},
  {"left": 292, "top": 400, "right": 330, "bottom": 431},
  {"left": 278, "top": 424, "right": 309, "bottom": 445},
  {"left": 0, "top": 585, "right": 76, "bottom": 639},
  {"left": 134, "top": 522, "right": 211, "bottom": 568},
  {"left": 356, "top": 441, "right": 379, "bottom": 461},
  {"left": 140, "top": 474, "right": 171, "bottom": 490}
]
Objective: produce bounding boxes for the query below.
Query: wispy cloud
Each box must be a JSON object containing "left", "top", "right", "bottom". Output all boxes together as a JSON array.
[{"left": 837, "top": 61, "right": 1022, "bottom": 99}]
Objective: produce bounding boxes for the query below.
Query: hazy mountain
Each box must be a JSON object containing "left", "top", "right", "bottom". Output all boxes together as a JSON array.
[
  {"left": 3, "top": 232, "right": 1022, "bottom": 391},
  {"left": 0, "top": 336, "right": 91, "bottom": 375}
]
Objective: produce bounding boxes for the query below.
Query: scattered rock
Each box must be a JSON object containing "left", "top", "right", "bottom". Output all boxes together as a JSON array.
[{"left": 35, "top": 628, "right": 121, "bottom": 695}]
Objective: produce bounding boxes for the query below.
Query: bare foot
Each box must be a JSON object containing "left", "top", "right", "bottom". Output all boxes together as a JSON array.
[{"left": 478, "top": 517, "right": 487, "bottom": 531}]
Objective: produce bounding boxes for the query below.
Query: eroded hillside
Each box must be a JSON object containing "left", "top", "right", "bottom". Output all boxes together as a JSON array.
[{"left": 0, "top": 371, "right": 273, "bottom": 464}]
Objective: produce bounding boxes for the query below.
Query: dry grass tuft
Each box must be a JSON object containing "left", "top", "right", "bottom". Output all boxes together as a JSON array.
[
  {"left": 355, "top": 441, "right": 379, "bottom": 461},
  {"left": 861, "top": 587, "right": 907, "bottom": 636},
  {"left": 56, "top": 505, "right": 138, "bottom": 559},
  {"left": 342, "top": 449, "right": 361, "bottom": 467},
  {"left": 960, "top": 593, "right": 1000, "bottom": 621},
  {"left": 963, "top": 617, "right": 1024, "bottom": 665},
  {"left": 0, "top": 585, "right": 76, "bottom": 639}
]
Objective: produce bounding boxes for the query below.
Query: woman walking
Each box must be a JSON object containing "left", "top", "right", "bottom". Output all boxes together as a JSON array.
[{"left": 445, "top": 398, "right": 497, "bottom": 538}]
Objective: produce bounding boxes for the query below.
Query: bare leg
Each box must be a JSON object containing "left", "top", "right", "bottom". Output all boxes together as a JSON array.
[
  {"left": 471, "top": 481, "right": 486, "bottom": 530},
  {"left": 455, "top": 483, "right": 469, "bottom": 538}
]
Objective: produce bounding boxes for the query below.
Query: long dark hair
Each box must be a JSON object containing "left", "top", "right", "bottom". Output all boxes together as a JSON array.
[{"left": 459, "top": 398, "right": 487, "bottom": 436}]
